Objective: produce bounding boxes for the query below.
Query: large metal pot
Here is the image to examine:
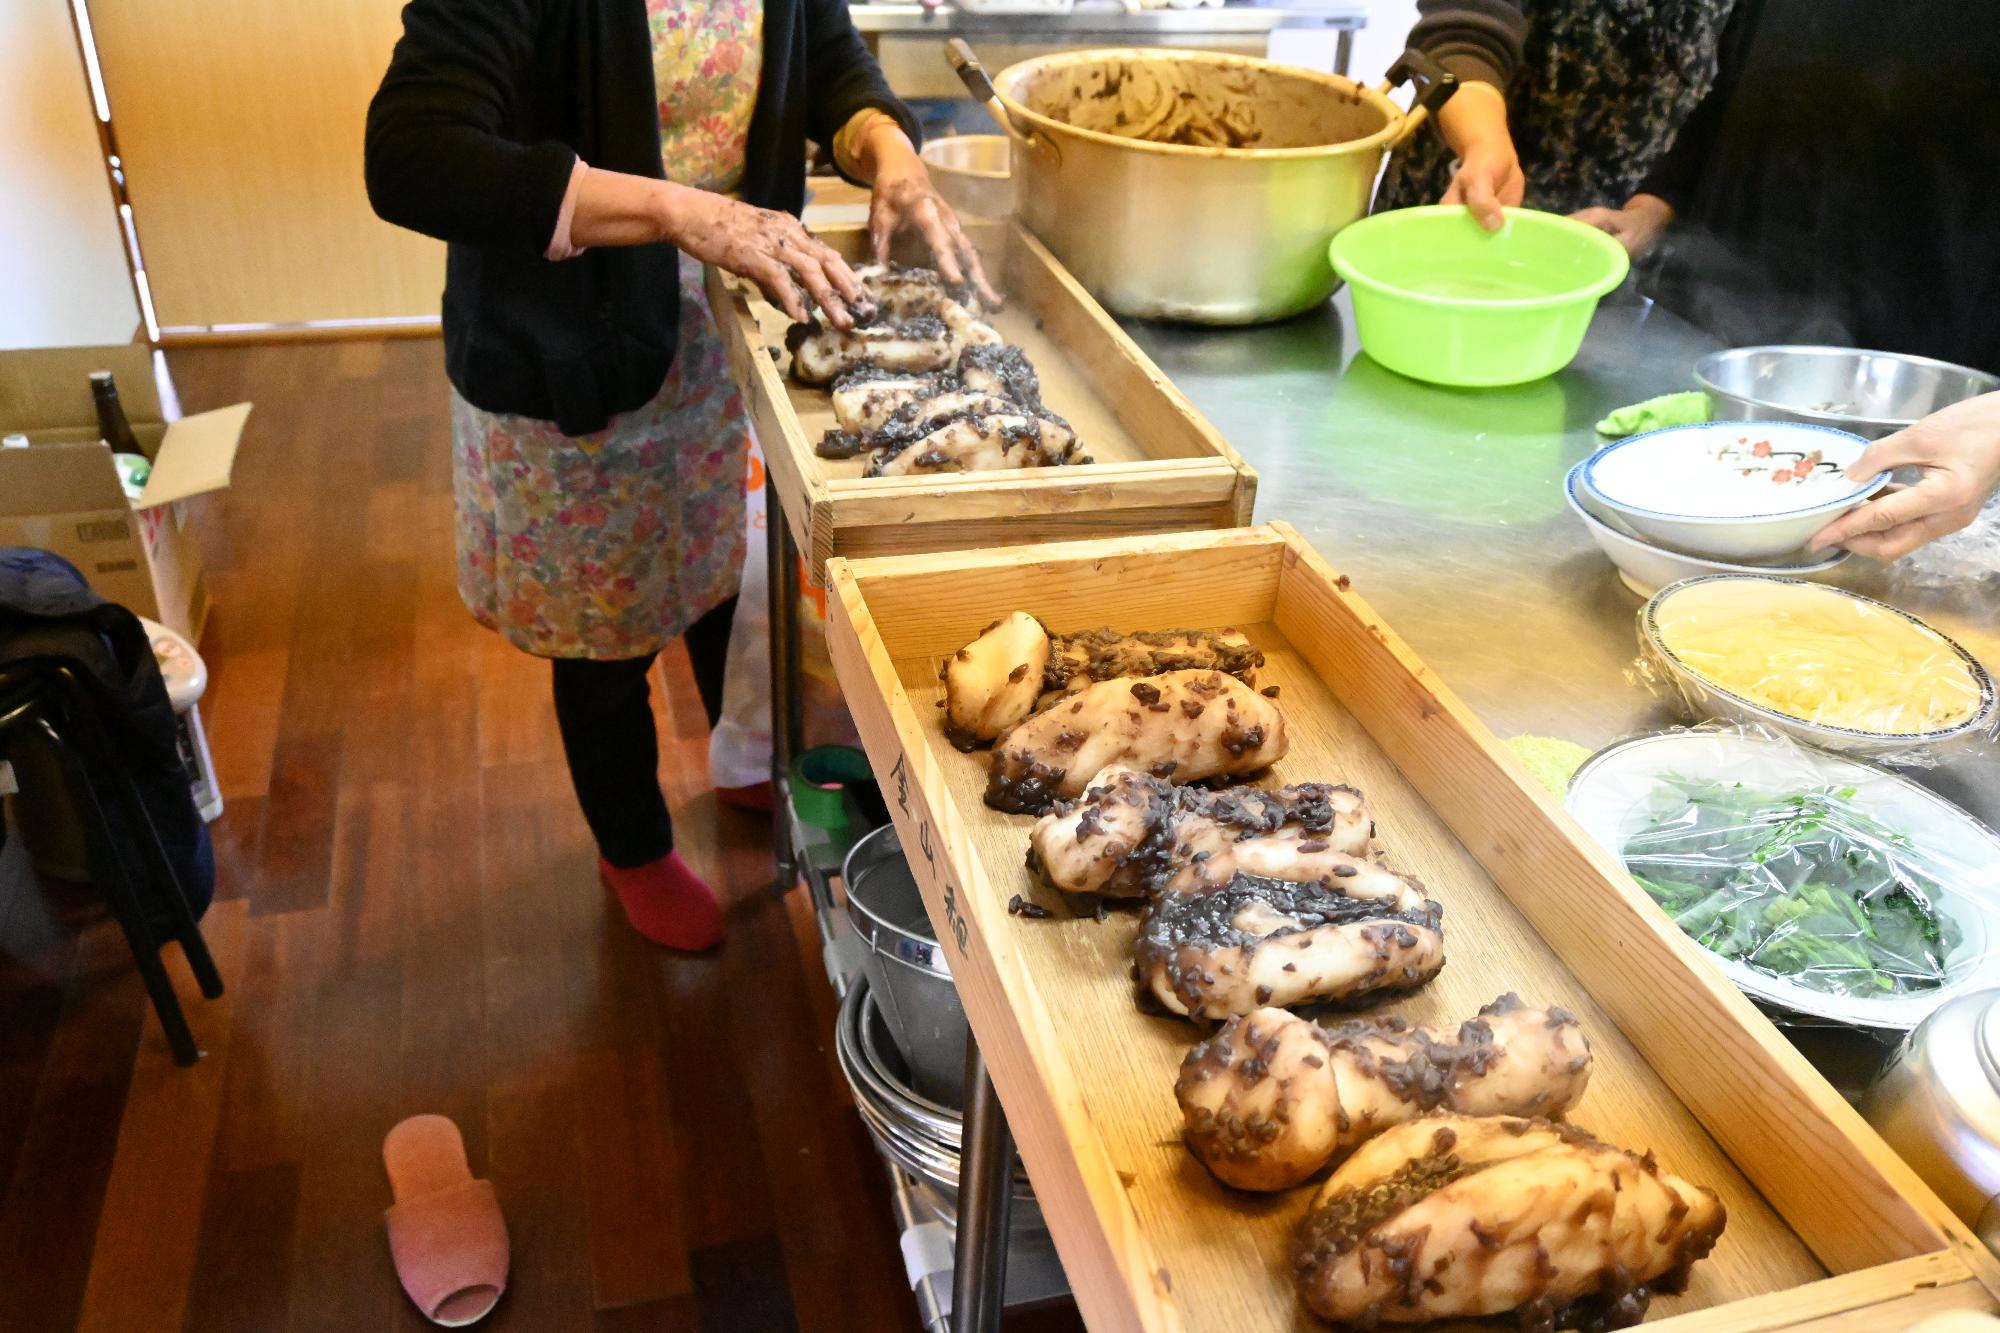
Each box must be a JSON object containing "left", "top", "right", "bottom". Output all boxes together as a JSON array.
[{"left": 948, "top": 43, "right": 1455, "bottom": 324}]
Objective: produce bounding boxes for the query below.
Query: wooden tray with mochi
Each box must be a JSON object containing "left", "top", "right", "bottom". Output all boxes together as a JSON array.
[
  {"left": 822, "top": 523, "right": 2000, "bottom": 1333},
  {"left": 705, "top": 219, "right": 1256, "bottom": 569}
]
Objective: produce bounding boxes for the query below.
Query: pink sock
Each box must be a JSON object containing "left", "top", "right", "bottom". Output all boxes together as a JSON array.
[{"left": 598, "top": 852, "right": 724, "bottom": 951}]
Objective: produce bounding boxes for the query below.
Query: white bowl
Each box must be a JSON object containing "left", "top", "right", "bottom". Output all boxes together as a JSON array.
[
  {"left": 1582, "top": 421, "right": 1885, "bottom": 561},
  {"left": 1567, "top": 728, "right": 2000, "bottom": 1030},
  {"left": 1641, "top": 575, "right": 1998, "bottom": 758},
  {"left": 1565, "top": 462, "right": 1848, "bottom": 597}
]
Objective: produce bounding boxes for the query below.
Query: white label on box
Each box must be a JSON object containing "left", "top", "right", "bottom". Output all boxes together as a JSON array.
[{"left": 74, "top": 516, "right": 132, "bottom": 544}]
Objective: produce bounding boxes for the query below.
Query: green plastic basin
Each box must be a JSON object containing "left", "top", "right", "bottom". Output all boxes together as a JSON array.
[{"left": 1328, "top": 205, "right": 1630, "bottom": 387}]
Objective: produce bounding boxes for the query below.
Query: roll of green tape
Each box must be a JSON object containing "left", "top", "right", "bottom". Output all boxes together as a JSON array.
[{"left": 789, "top": 745, "right": 873, "bottom": 829}]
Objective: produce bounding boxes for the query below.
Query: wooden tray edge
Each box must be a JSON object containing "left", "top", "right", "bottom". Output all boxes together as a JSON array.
[
  {"left": 706, "top": 261, "right": 823, "bottom": 564},
  {"left": 826, "top": 554, "right": 1189, "bottom": 1333},
  {"left": 1006, "top": 221, "right": 1258, "bottom": 483},
  {"left": 1643, "top": 1250, "right": 1983, "bottom": 1331}
]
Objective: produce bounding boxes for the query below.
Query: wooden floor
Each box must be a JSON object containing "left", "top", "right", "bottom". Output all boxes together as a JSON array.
[{"left": 0, "top": 339, "right": 1083, "bottom": 1333}]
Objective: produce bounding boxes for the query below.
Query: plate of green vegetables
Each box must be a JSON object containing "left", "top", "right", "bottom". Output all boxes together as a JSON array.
[{"left": 1566, "top": 728, "right": 2000, "bottom": 1029}]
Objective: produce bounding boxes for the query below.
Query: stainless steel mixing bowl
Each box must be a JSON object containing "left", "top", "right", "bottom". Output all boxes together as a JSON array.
[
  {"left": 918, "top": 135, "right": 1012, "bottom": 221},
  {"left": 1860, "top": 986, "right": 2000, "bottom": 1252},
  {"left": 1696, "top": 345, "right": 1999, "bottom": 439},
  {"left": 842, "top": 824, "right": 969, "bottom": 1105}
]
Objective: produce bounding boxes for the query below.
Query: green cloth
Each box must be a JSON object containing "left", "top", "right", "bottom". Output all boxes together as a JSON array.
[
  {"left": 113, "top": 452, "right": 151, "bottom": 500},
  {"left": 1595, "top": 391, "right": 1711, "bottom": 438},
  {"left": 1505, "top": 735, "right": 1594, "bottom": 797}
]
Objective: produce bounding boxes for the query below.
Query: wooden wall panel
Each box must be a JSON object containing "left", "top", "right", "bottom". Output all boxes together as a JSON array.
[
  {"left": 87, "top": 0, "right": 444, "bottom": 329},
  {"left": 0, "top": 0, "right": 141, "bottom": 348}
]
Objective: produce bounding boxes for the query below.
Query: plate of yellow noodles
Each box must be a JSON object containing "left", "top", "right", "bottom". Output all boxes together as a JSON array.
[{"left": 1640, "top": 575, "right": 1996, "bottom": 758}]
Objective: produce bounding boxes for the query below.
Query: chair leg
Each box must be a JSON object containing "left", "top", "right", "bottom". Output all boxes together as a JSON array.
[
  {"left": 48, "top": 667, "right": 223, "bottom": 999},
  {"left": 37, "top": 716, "right": 203, "bottom": 1065},
  {"left": 106, "top": 776, "right": 223, "bottom": 999}
]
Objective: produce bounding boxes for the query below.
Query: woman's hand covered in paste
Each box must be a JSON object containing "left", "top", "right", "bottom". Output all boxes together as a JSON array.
[
  {"left": 664, "top": 187, "right": 864, "bottom": 327},
  {"left": 862, "top": 125, "right": 1002, "bottom": 307}
]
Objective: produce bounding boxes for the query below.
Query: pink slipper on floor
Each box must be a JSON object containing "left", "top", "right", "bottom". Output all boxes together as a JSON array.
[{"left": 383, "top": 1115, "right": 509, "bottom": 1327}]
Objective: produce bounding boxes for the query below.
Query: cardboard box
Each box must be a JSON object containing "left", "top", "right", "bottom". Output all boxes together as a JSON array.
[{"left": 0, "top": 344, "right": 248, "bottom": 641}]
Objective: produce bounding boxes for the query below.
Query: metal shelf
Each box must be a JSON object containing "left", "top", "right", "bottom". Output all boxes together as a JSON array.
[{"left": 765, "top": 479, "right": 1067, "bottom": 1331}]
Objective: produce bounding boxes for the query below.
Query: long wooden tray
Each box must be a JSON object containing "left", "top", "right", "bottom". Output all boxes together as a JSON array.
[
  {"left": 706, "top": 220, "right": 1256, "bottom": 569},
  {"left": 823, "top": 523, "right": 2000, "bottom": 1332}
]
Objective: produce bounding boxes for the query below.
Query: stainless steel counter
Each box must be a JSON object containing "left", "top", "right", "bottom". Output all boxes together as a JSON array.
[
  {"left": 849, "top": 0, "right": 1366, "bottom": 36},
  {"left": 1126, "top": 291, "right": 2000, "bottom": 1085}
]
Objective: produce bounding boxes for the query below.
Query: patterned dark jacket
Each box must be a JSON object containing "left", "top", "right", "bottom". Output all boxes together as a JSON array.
[{"left": 1378, "top": 0, "right": 1736, "bottom": 216}]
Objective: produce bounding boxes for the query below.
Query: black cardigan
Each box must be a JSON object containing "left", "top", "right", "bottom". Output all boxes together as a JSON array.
[
  {"left": 1636, "top": 0, "right": 2000, "bottom": 371},
  {"left": 366, "top": 0, "right": 918, "bottom": 435}
]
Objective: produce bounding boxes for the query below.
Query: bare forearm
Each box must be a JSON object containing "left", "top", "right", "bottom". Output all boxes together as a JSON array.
[
  {"left": 1624, "top": 192, "right": 1674, "bottom": 224},
  {"left": 1435, "top": 79, "right": 1508, "bottom": 160},
  {"left": 839, "top": 113, "right": 919, "bottom": 185},
  {"left": 1432, "top": 80, "right": 1522, "bottom": 228},
  {"left": 566, "top": 167, "right": 681, "bottom": 248},
  {"left": 1571, "top": 192, "right": 1673, "bottom": 255}
]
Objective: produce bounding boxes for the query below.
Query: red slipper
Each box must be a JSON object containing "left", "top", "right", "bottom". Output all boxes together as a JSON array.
[
  {"left": 716, "top": 782, "right": 774, "bottom": 813},
  {"left": 599, "top": 852, "right": 725, "bottom": 951},
  {"left": 383, "top": 1115, "right": 508, "bottom": 1326}
]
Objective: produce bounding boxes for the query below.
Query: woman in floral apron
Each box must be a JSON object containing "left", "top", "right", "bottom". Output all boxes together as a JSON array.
[{"left": 368, "top": 0, "right": 989, "bottom": 950}]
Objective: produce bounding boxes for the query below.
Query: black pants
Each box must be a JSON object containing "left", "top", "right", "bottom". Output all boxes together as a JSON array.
[{"left": 551, "top": 595, "right": 738, "bottom": 868}]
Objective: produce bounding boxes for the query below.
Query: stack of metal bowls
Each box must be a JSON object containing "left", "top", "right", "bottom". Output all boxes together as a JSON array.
[
  {"left": 842, "top": 825, "right": 970, "bottom": 1105},
  {"left": 837, "top": 825, "right": 1044, "bottom": 1228},
  {"left": 834, "top": 976, "right": 1043, "bottom": 1229}
]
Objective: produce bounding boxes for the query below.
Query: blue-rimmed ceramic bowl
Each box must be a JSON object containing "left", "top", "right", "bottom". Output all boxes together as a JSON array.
[
  {"left": 1564, "top": 462, "right": 1849, "bottom": 597},
  {"left": 1582, "top": 420, "right": 1885, "bottom": 560}
]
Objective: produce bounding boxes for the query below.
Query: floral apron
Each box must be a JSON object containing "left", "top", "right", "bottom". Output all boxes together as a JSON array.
[{"left": 450, "top": 0, "right": 764, "bottom": 660}]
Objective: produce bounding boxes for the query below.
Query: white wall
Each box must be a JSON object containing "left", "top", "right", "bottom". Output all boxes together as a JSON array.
[
  {"left": 0, "top": 1, "right": 142, "bottom": 349},
  {"left": 1348, "top": 0, "right": 1421, "bottom": 87},
  {"left": 1268, "top": 0, "right": 1421, "bottom": 90}
]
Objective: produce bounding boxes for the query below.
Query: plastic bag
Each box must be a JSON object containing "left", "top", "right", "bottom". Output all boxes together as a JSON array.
[
  {"left": 1627, "top": 774, "right": 1961, "bottom": 999},
  {"left": 1898, "top": 491, "right": 2000, "bottom": 588},
  {"left": 1567, "top": 722, "right": 2000, "bottom": 1028},
  {"left": 1630, "top": 575, "right": 1997, "bottom": 767},
  {"left": 707, "top": 436, "right": 773, "bottom": 790},
  {"left": 707, "top": 432, "right": 861, "bottom": 790},
  {"left": 795, "top": 554, "right": 863, "bottom": 754}
]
